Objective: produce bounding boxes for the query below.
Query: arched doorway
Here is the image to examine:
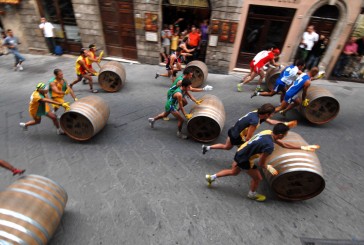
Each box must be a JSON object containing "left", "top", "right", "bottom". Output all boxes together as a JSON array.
[
  {"left": 161, "top": 0, "right": 211, "bottom": 61},
  {"left": 309, "top": 5, "right": 339, "bottom": 38}
]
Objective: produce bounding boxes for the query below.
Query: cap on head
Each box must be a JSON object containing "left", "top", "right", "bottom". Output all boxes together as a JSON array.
[
  {"left": 36, "top": 82, "right": 46, "bottom": 90},
  {"left": 272, "top": 48, "right": 280, "bottom": 55}
]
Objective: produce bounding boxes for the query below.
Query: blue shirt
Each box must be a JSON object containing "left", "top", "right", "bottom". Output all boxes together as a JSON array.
[
  {"left": 285, "top": 73, "right": 310, "bottom": 98},
  {"left": 276, "top": 65, "right": 299, "bottom": 86},
  {"left": 4, "top": 36, "right": 19, "bottom": 50}
]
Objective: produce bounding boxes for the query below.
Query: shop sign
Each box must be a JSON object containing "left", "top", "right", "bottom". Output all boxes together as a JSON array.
[
  {"left": 211, "top": 19, "right": 239, "bottom": 43},
  {"left": 0, "top": 0, "right": 21, "bottom": 4},
  {"left": 145, "top": 13, "right": 158, "bottom": 32},
  {"left": 169, "top": 0, "right": 208, "bottom": 8}
]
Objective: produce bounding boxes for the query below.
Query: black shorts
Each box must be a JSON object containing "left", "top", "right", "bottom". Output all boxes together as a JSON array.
[
  {"left": 228, "top": 128, "right": 244, "bottom": 146},
  {"left": 234, "top": 152, "right": 258, "bottom": 170}
]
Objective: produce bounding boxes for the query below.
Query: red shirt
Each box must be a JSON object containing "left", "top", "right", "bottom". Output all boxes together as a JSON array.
[{"left": 188, "top": 32, "right": 201, "bottom": 47}]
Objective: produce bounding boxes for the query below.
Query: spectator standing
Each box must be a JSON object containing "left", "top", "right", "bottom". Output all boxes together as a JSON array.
[
  {"left": 187, "top": 26, "right": 201, "bottom": 61},
  {"left": 333, "top": 37, "right": 358, "bottom": 77},
  {"left": 296, "top": 25, "right": 319, "bottom": 62},
  {"left": 305, "top": 35, "right": 329, "bottom": 70},
  {"left": 0, "top": 31, "right": 9, "bottom": 55},
  {"left": 39, "top": 17, "right": 56, "bottom": 55},
  {"left": 160, "top": 24, "right": 172, "bottom": 62},
  {"left": 3, "top": 29, "right": 25, "bottom": 71}
]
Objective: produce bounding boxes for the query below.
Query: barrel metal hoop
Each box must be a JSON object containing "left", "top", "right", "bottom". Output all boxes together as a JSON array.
[
  {"left": 274, "top": 167, "right": 324, "bottom": 179},
  {"left": 6, "top": 188, "right": 62, "bottom": 218},
  {"left": 275, "top": 162, "right": 322, "bottom": 171},
  {"left": 18, "top": 177, "right": 67, "bottom": 201},
  {"left": 0, "top": 231, "right": 27, "bottom": 245},
  {"left": 14, "top": 183, "right": 65, "bottom": 209},
  {"left": 0, "top": 208, "right": 49, "bottom": 240},
  {"left": 0, "top": 220, "right": 43, "bottom": 245},
  {"left": 0, "top": 239, "right": 14, "bottom": 245},
  {"left": 269, "top": 152, "right": 315, "bottom": 164},
  {"left": 271, "top": 157, "right": 317, "bottom": 167},
  {"left": 21, "top": 175, "right": 67, "bottom": 197}
]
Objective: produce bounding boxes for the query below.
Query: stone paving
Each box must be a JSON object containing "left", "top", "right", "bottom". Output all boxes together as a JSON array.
[{"left": 0, "top": 53, "right": 364, "bottom": 245}]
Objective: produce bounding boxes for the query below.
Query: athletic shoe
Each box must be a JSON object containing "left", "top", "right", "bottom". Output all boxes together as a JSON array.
[
  {"left": 18, "top": 65, "right": 23, "bottom": 71},
  {"left": 155, "top": 73, "right": 160, "bottom": 79},
  {"left": 255, "top": 86, "right": 264, "bottom": 92},
  {"left": 205, "top": 174, "right": 215, "bottom": 186},
  {"left": 148, "top": 118, "right": 155, "bottom": 128},
  {"left": 19, "top": 122, "right": 28, "bottom": 131},
  {"left": 237, "top": 83, "right": 243, "bottom": 92},
  {"left": 202, "top": 145, "right": 208, "bottom": 154},
  {"left": 162, "top": 117, "right": 170, "bottom": 121},
  {"left": 176, "top": 131, "right": 188, "bottom": 139},
  {"left": 12, "top": 168, "right": 25, "bottom": 176},
  {"left": 250, "top": 91, "right": 257, "bottom": 99},
  {"left": 57, "top": 128, "right": 65, "bottom": 135},
  {"left": 247, "top": 192, "right": 266, "bottom": 202}
]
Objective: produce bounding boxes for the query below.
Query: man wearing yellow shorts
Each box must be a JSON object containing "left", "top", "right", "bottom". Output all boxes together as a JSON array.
[
  {"left": 48, "top": 68, "right": 77, "bottom": 114},
  {"left": 19, "top": 82, "right": 70, "bottom": 135}
]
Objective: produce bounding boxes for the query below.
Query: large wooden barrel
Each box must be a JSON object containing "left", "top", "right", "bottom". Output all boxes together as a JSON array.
[
  {"left": 263, "top": 131, "right": 325, "bottom": 201},
  {"left": 187, "top": 94, "right": 225, "bottom": 142},
  {"left": 60, "top": 95, "right": 110, "bottom": 141},
  {"left": 0, "top": 175, "right": 67, "bottom": 245},
  {"left": 299, "top": 86, "right": 340, "bottom": 124},
  {"left": 265, "top": 66, "right": 281, "bottom": 91},
  {"left": 185, "top": 61, "right": 208, "bottom": 88},
  {"left": 98, "top": 61, "right": 126, "bottom": 92}
]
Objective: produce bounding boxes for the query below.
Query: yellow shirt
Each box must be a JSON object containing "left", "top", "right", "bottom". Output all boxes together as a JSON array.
[
  {"left": 75, "top": 55, "right": 87, "bottom": 75},
  {"left": 49, "top": 78, "right": 67, "bottom": 99},
  {"left": 171, "top": 35, "right": 179, "bottom": 51},
  {"left": 29, "top": 91, "right": 50, "bottom": 118},
  {"left": 86, "top": 51, "right": 96, "bottom": 67}
]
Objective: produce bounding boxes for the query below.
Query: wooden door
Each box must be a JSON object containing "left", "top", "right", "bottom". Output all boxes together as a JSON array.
[
  {"left": 310, "top": 17, "right": 337, "bottom": 38},
  {"left": 236, "top": 6, "right": 295, "bottom": 69},
  {"left": 99, "top": 0, "right": 137, "bottom": 60}
]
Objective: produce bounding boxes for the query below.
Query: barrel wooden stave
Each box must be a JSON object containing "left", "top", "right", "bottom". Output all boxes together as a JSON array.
[
  {"left": 0, "top": 175, "right": 67, "bottom": 245},
  {"left": 265, "top": 66, "right": 281, "bottom": 91},
  {"left": 185, "top": 61, "right": 208, "bottom": 88},
  {"left": 299, "top": 86, "right": 340, "bottom": 124},
  {"left": 60, "top": 95, "right": 110, "bottom": 141},
  {"left": 187, "top": 94, "right": 225, "bottom": 142},
  {"left": 264, "top": 132, "right": 325, "bottom": 201},
  {"left": 98, "top": 61, "right": 126, "bottom": 92}
]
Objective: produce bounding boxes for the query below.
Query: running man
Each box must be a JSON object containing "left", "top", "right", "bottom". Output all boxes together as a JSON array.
[
  {"left": 202, "top": 103, "right": 297, "bottom": 154},
  {"left": 205, "top": 123, "right": 320, "bottom": 202},
  {"left": 48, "top": 69, "right": 78, "bottom": 114},
  {"left": 237, "top": 48, "right": 280, "bottom": 92},
  {"left": 2, "top": 29, "right": 25, "bottom": 71},
  {"left": 82, "top": 44, "right": 100, "bottom": 84},
  {"left": 275, "top": 67, "right": 319, "bottom": 116},
  {"left": 251, "top": 59, "right": 305, "bottom": 101},
  {"left": 19, "top": 82, "right": 71, "bottom": 135},
  {"left": 148, "top": 78, "right": 199, "bottom": 139},
  {"left": 0, "top": 159, "right": 25, "bottom": 176},
  {"left": 69, "top": 48, "right": 98, "bottom": 93}
]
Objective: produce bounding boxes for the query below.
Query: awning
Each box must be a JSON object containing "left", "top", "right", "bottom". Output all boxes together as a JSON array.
[{"left": 0, "top": 0, "right": 21, "bottom": 4}]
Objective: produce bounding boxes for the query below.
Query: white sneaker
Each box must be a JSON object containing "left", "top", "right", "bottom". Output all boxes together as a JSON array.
[
  {"left": 18, "top": 65, "right": 23, "bottom": 71},
  {"left": 148, "top": 118, "right": 155, "bottom": 128},
  {"left": 57, "top": 128, "right": 65, "bottom": 135},
  {"left": 19, "top": 122, "right": 28, "bottom": 131},
  {"left": 176, "top": 131, "right": 188, "bottom": 139}
]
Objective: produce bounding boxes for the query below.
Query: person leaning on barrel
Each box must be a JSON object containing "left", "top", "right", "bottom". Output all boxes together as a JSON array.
[
  {"left": 275, "top": 67, "right": 319, "bottom": 116},
  {"left": 202, "top": 103, "right": 297, "bottom": 154},
  {"left": 0, "top": 159, "right": 25, "bottom": 176},
  {"left": 148, "top": 78, "right": 201, "bottom": 139},
  {"left": 205, "top": 123, "right": 320, "bottom": 202},
  {"left": 163, "top": 68, "right": 213, "bottom": 121},
  {"left": 19, "top": 82, "right": 71, "bottom": 135}
]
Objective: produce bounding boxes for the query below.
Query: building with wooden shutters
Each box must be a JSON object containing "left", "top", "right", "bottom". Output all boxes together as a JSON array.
[{"left": 1, "top": 0, "right": 364, "bottom": 80}]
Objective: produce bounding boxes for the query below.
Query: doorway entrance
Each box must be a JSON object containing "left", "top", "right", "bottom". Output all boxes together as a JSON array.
[
  {"left": 36, "top": 0, "right": 82, "bottom": 54},
  {"left": 236, "top": 5, "right": 296, "bottom": 68},
  {"left": 99, "top": 0, "right": 137, "bottom": 60},
  {"left": 309, "top": 5, "right": 339, "bottom": 39},
  {"left": 161, "top": 0, "right": 211, "bottom": 62}
]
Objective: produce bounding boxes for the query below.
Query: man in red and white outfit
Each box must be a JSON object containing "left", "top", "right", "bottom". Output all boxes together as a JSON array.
[{"left": 238, "top": 48, "right": 280, "bottom": 92}]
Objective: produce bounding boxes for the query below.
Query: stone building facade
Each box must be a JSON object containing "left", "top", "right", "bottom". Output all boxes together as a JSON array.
[{"left": 1, "top": 0, "right": 364, "bottom": 79}]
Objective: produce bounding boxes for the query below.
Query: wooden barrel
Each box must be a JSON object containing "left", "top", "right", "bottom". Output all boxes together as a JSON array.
[
  {"left": 60, "top": 95, "right": 110, "bottom": 141},
  {"left": 185, "top": 61, "right": 208, "bottom": 88},
  {"left": 265, "top": 66, "right": 281, "bottom": 91},
  {"left": 263, "top": 131, "right": 325, "bottom": 201},
  {"left": 98, "top": 61, "right": 126, "bottom": 92},
  {"left": 0, "top": 175, "right": 67, "bottom": 245},
  {"left": 299, "top": 86, "right": 340, "bottom": 125},
  {"left": 187, "top": 94, "right": 225, "bottom": 142}
]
